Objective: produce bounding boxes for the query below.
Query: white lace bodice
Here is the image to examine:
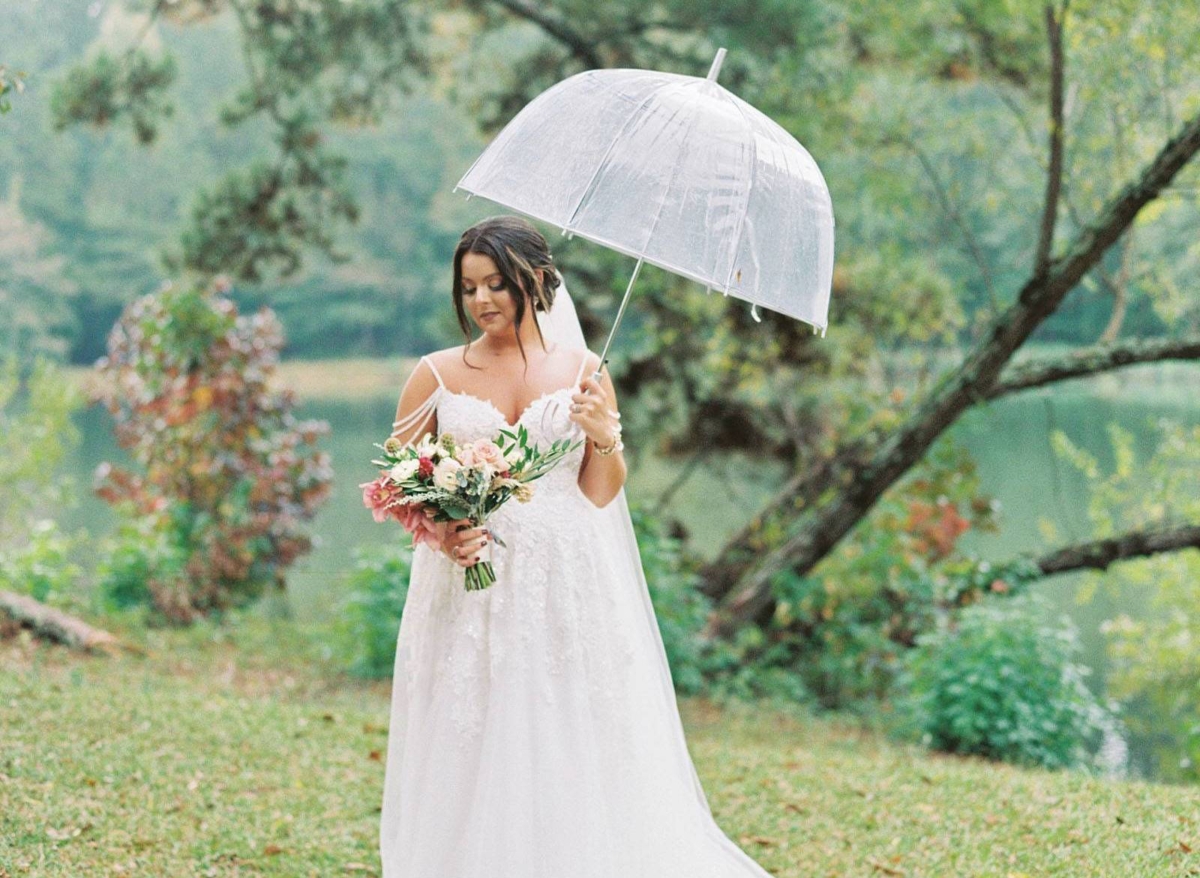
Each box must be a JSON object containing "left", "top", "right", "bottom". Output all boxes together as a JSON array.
[
  {"left": 420, "top": 355, "right": 592, "bottom": 508},
  {"left": 434, "top": 386, "right": 588, "bottom": 499}
]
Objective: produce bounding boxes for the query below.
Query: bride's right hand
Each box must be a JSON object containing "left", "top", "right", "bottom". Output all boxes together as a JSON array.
[{"left": 441, "top": 520, "right": 489, "bottom": 567}]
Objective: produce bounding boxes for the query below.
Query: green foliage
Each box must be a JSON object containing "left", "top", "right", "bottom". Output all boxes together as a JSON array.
[
  {"left": 1052, "top": 418, "right": 1200, "bottom": 782},
  {"left": 630, "top": 503, "right": 714, "bottom": 696},
  {"left": 709, "top": 437, "right": 1019, "bottom": 709},
  {"left": 895, "top": 593, "right": 1112, "bottom": 771},
  {"left": 0, "top": 64, "right": 25, "bottom": 114},
  {"left": 334, "top": 542, "right": 413, "bottom": 679},
  {"left": 51, "top": 0, "right": 429, "bottom": 285},
  {"left": 176, "top": 148, "right": 358, "bottom": 283},
  {"left": 51, "top": 49, "right": 176, "bottom": 144},
  {"left": 92, "top": 279, "right": 333, "bottom": 623},
  {"left": 0, "top": 193, "right": 79, "bottom": 363},
  {"left": 0, "top": 357, "right": 82, "bottom": 545},
  {"left": 0, "top": 519, "right": 82, "bottom": 605},
  {"left": 95, "top": 517, "right": 187, "bottom": 614}
]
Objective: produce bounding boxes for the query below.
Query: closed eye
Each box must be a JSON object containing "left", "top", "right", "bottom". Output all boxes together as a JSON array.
[{"left": 463, "top": 282, "right": 505, "bottom": 294}]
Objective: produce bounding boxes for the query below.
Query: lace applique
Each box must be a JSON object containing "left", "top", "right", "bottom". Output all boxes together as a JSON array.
[{"left": 414, "top": 388, "right": 638, "bottom": 751}]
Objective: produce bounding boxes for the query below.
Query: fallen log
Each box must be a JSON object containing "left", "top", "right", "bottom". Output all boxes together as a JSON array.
[{"left": 0, "top": 590, "right": 130, "bottom": 654}]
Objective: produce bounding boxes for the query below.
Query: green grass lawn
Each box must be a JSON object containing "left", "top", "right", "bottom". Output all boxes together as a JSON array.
[{"left": 2, "top": 616, "right": 1198, "bottom": 878}]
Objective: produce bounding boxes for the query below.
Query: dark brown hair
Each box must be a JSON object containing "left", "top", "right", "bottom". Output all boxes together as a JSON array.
[{"left": 452, "top": 215, "right": 561, "bottom": 367}]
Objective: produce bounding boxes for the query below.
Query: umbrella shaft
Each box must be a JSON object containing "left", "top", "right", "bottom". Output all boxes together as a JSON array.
[{"left": 595, "top": 258, "right": 644, "bottom": 379}]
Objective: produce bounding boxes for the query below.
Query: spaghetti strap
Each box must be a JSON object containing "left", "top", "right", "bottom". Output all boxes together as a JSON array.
[
  {"left": 391, "top": 355, "right": 444, "bottom": 441},
  {"left": 573, "top": 350, "right": 592, "bottom": 386},
  {"left": 420, "top": 355, "right": 446, "bottom": 389}
]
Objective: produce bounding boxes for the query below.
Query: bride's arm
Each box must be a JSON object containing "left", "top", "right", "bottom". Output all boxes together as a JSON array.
[
  {"left": 572, "top": 353, "right": 626, "bottom": 509},
  {"left": 390, "top": 357, "right": 440, "bottom": 446}
]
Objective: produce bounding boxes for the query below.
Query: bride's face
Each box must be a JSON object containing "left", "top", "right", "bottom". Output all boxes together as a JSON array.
[{"left": 460, "top": 251, "right": 519, "bottom": 337}]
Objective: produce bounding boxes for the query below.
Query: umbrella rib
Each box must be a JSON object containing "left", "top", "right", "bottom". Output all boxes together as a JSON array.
[
  {"left": 637, "top": 82, "right": 711, "bottom": 258},
  {"left": 720, "top": 92, "right": 759, "bottom": 296},
  {"left": 563, "top": 76, "right": 685, "bottom": 233}
]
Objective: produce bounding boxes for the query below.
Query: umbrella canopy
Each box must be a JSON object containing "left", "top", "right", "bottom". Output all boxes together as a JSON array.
[{"left": 456, "top": 48, "right": 834, "bottom": 343}]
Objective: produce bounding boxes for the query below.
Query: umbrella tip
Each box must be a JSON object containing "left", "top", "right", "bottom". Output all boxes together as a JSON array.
[{"left": 707, "top": 48, "right": 727, "bottom": 82}]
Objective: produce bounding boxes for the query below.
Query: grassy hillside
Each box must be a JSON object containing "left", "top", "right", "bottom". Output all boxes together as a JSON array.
[{"left": 2, "top": 615, "right": 1197, "bottom": 877}]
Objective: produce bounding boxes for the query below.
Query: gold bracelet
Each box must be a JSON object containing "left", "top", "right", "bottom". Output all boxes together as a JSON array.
[
  {"left": 594, "top": 420, "right": 623, "bottom": 456},
  {"left": 594, "top": 435, "right": 624, "bottom": 456}
]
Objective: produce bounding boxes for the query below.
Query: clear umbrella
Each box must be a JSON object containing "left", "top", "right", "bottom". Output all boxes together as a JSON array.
[{"left": 455, "top": 48, "right": 836, "bottom": 372}]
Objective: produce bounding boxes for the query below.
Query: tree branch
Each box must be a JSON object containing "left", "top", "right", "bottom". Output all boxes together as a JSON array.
[
  {"left": 901, "top": 134, "right": 1000, "bottom": 314},
  {"left": 1034, "top": 522, "right": 1200, "bottom": 577},
  {"left": 488, "top": 0, "right": 604, "bottom": 69},
  {"left": 700, "top": 103, "right": 1200, "bottom": 640},
  {"left": 985, "top": 332, "right": 1200, "bottom": 399},
  {"left": 1033, "top": 3, "right": 1067, "bottom": 275}
]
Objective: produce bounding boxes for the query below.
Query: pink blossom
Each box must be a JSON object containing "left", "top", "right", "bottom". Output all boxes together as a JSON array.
[
  {"left": 360, "top": 475, "right": 404, "bottom": 524},
  {"left": 472, "top": 439, "right": 507, "bottom": 471},
  {"left": 392, "top": 503, "right": 447, "bottom": 551},
  {"left": 456, "top": 443, "right": 480, "bottom": 468},
  {"left": 418, "top": 456, "right": 435, "bottom": 478}
]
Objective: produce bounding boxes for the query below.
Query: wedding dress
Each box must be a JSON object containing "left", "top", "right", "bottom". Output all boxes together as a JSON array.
[{"left": 378, "top": 279, "right": 778, "bottom": 878}]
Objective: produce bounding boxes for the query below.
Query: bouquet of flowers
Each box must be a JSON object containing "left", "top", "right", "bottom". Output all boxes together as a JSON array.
[{"left": 361, "top": 425, "right": 581, "bottom": 590}]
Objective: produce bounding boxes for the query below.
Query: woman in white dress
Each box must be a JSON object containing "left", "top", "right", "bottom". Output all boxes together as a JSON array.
[{"left": 379, "top": 215, "right": 777, "bottom": 877}]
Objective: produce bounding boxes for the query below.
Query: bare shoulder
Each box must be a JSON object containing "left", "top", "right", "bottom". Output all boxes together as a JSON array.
[
  {"left": 578, "top": 348, "right": 604, "bottom": 378},
  {"left": 422, "top": 345, "right": 468, "bottom": 370}
]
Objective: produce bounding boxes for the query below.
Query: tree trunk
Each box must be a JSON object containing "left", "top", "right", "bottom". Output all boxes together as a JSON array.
[{"left": 0, "top": 590, "right": 130, "bottom": 654}]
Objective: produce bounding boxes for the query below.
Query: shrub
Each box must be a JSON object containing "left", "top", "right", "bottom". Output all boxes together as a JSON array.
[
  {"left": 95, "top": 517, "right": 188, "bottom": 615},
  {"left": 705, "top": 439, "right": 1014, "bottom": 711},
  {"left": 896, "top": 593, "right": 1112, "bottom": 770},
  {"left": 631, "top": 504, "right": 716, "bottom": 696},
  {"left": 336, "top": 543, "right": 413, "bottom": 679},
  {"left": 0, "top": 519, "right": 82, "bottom": 606},
  {"left": 92, "top": 279, "right": 332, "bottom": 623},
  {"left": 0, "top": 356, "right": 81, "bottom": 546}
]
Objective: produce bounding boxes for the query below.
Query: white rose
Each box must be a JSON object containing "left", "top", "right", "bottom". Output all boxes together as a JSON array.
[
  {"left": 390, "top": 459, "right": 419, "bottom": 482},
  {"left": 432, "top": 458, "right": 462, "bottom": 491}
]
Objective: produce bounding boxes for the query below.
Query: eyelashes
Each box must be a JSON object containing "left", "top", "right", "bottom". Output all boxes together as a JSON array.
[{"left": 462, "top": 282, "right": 507, "bottom": 295}]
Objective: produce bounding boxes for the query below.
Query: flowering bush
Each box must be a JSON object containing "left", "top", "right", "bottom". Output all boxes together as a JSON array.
[{"left": 92, "top": 279, "right": 332, "bottom": 623}]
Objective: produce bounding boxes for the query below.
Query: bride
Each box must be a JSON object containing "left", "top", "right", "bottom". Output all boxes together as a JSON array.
[{"left": 379, "top": 215, "right": 777, "bottom": 877}]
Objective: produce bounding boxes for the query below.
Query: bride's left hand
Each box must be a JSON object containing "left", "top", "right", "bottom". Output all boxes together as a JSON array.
[{"left": 569, "top": 376, "right": 618, "bottom": 448}]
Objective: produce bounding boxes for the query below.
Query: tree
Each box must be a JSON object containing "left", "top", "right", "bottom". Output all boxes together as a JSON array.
[
  {"left": 452, "top": 0, "right": 1200, "bottom": 647},
  {"left": 51, "top": 0, "right": 429, "bottom": 283},
  {"left": 0, "top": 181, "right": 79, "bottom": 362}
]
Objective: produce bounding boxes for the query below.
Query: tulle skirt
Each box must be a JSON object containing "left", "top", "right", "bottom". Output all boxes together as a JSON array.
[{"left": 378, "top": 488, "right": 777, "bottom": 877}]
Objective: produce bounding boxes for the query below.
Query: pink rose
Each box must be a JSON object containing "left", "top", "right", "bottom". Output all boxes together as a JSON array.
[
  {"left": 418, "top": 456, "right": 435, "bottom": 478},
  {"left": 360, "top": 475, "right": 404, "bottom": 524},
  {"left": 455, "top": 443, "right": 480, "bottom": 468},
  {"left": 472, "top": 439, "right": 507, "bottom": 471}
]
